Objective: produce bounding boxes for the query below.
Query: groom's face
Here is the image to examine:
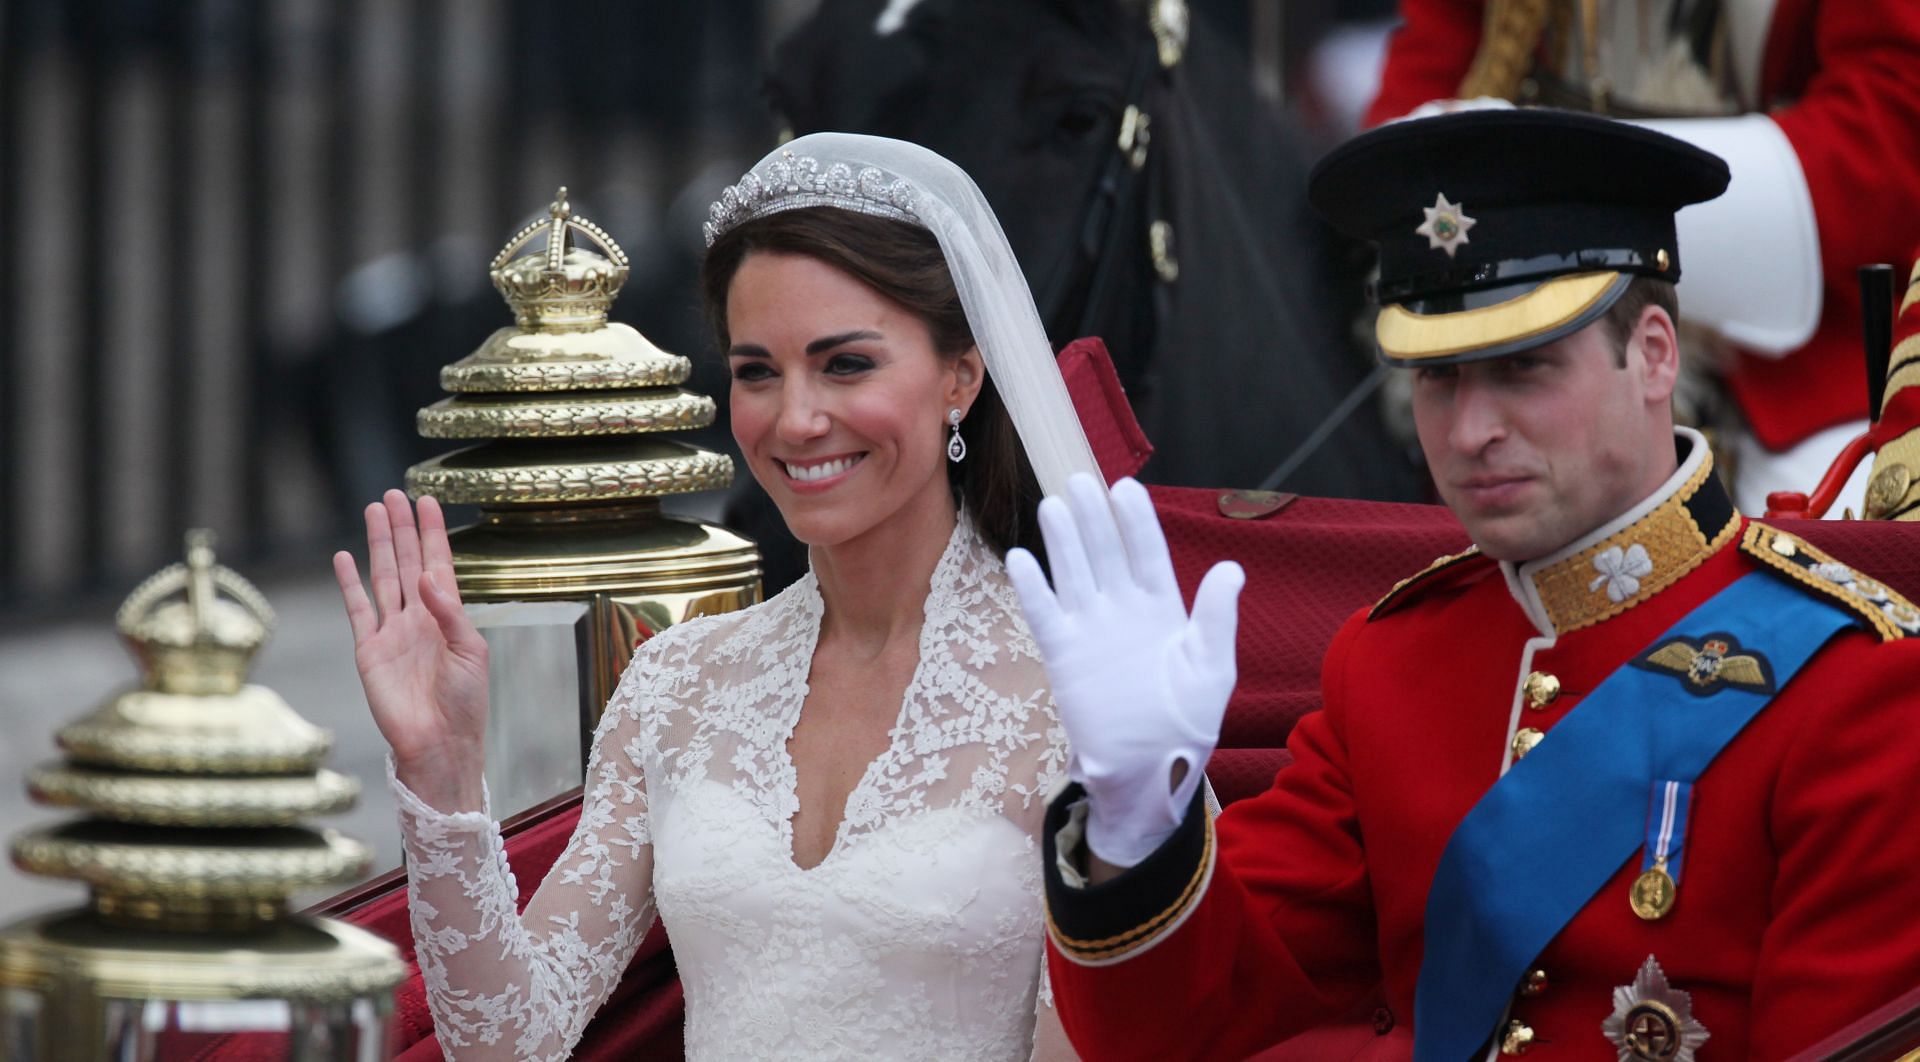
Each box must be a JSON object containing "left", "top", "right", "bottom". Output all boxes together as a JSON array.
[
  {"left": 1409, "top": 317, "right": 1673, "bottom": 563},
  {"left": 725, "top": 251, "right": 982, "bottom": 549}
]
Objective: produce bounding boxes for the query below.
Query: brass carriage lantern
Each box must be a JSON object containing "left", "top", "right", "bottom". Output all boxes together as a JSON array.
[
  {"left": 0, "top": 532, "right": 406, "bottom": 1061},
  {"left": 406, "top": 189, "right": 760, "bottom": 817}
]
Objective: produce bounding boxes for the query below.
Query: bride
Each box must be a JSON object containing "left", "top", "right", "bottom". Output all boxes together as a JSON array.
[{"left": 332, "top": 134, "right": 1100, "bottom": 1060}]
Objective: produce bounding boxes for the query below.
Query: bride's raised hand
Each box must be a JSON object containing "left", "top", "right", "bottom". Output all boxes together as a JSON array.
[{"left": 333, "top": 490, "right": 490, "bottom": 813}]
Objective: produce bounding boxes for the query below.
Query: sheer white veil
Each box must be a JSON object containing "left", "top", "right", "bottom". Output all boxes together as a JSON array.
[{"left": 704, "top": 132, "right": 1101, "bottom": 501}]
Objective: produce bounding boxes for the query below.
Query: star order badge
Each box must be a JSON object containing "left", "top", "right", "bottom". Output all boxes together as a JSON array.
[
  {"left": 1415, "top": 192, "right": 1475, "bottom": 257},
  {"left": 1603, "top": 957, "right": 1709, "bottom": 1061}
]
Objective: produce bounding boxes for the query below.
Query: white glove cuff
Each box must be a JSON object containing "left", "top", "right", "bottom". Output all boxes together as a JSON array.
[{"left": 1081, "top": 750, "right": 1210, "bottom": 868}]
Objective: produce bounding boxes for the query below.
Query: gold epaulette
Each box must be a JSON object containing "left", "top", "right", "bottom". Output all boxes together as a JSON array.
[
  {"left": 1741, "top": 524, "right": 1919, "bottom": 642},
  {"left": 1370, "top": 545, "right": 1487, "bottom": 620}
]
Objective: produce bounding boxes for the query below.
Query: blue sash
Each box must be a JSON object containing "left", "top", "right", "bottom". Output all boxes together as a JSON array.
[{"left": 1413, "top": 573, "right": 1856, "bottom": 1060}]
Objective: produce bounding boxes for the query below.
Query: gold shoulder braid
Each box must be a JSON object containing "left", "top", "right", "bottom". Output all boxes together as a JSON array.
[
  {"left": 1458, "top": 0, "right": 1554, "bottom": 101},
  {"left": 1740, "top": 524, "right": 1919, "bottom": 642},
  {"left": 1371, "top": 546, "right": 1485, "bottom": 619}
]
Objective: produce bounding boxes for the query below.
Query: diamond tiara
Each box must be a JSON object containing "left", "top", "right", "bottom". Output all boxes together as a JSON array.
[{"left": 703, "top": 150, "right": 922, "bottom": 246}]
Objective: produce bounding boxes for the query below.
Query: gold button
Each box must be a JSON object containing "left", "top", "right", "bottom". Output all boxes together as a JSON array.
[
  {"left": 1511, "top": 728, "right": 1545, "bottom": 761},
  {"left": 1521, "top": 968, "right": 1549, "bottom": 997},
  {"left": 1867, "top": 463, "right": 1912, "bottom": 519},
  {"left": 1501, "top": 1020, "right": 1536, "bottom": 1055},
  {"left": 1523, "top": 671, "right": 1560, "bottom": 710},
  {"left": 1655, "top": 248, "right": 1671, "bottom": 272},
  {"left": 1770, "top": 536, "right": 1798, "bottom": 558}
]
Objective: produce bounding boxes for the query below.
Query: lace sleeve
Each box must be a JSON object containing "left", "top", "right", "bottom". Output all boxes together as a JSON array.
[{"left": 394, "top": 643, "right": 662, "bottom": 1061}]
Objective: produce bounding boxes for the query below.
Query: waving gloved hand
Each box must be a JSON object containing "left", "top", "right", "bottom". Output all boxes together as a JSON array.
[{"left": 1006, "top": 475, "right": 1244, "bottom": 867}]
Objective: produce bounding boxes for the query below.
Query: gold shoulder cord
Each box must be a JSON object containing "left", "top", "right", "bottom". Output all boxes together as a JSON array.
[{"left": 1458, "top": 0, "right": 1555, "bottom": 101}]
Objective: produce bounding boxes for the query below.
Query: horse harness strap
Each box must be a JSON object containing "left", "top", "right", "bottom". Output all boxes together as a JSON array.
[{"left": 1045, "top": 9, "right": 1180, "bottom": 357}]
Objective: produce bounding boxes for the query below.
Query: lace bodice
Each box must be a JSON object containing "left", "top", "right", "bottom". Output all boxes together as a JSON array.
[{"left": 394, "top": 516, "right": 1068, "bottom": 1060}]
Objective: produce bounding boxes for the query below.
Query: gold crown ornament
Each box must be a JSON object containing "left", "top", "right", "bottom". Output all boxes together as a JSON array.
[
  {"left": 114, "top": 529, "right": 272, "bottom": 696},
  {"left": 60, "top": 531, "right": 331, "bottom": 774},
  {"left": 16, "top": 533, "right": 371, "bottom": 919},
  {"left": 0, "top": 536, "right": 404, "bottom": 1055},
  {"left": 491, "top": 187, "right": 630, "bottom": 329},
  {"left": 409, "top": 187, "right": 734, "bottom": 505},
  {"left": 401, "top": 188, "right": 759, "bottom": 799}
]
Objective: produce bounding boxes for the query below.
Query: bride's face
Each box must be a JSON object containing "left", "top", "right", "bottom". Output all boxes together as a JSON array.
[{"left": 726, "top": 251, "right": 983, "bottom": 548}]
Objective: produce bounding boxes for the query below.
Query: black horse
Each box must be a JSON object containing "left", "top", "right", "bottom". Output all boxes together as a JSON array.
[
  {"left": 770, "top": 0, "right": 1420, "bottom": 490},
  {"left": 730, "top": 0, "right": 1420, "bottom": 589}
]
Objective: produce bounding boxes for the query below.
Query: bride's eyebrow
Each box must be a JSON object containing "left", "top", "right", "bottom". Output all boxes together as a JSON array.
[
  {"left": 805, "top": 330, "right": 882, "bottom": 355},
  {"left": 726, "top": 330, "right": 883, "bottom": 360}
]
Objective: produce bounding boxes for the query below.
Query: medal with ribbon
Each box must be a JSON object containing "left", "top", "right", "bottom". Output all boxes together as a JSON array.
[{"left": 1631, "top": 780, "right": 1692, "bottom": 920}]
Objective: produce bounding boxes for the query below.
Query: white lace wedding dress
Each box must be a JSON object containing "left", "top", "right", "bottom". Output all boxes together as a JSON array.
[{"left": 392, "top": 516, "right": 1069, "bottom": 1060}]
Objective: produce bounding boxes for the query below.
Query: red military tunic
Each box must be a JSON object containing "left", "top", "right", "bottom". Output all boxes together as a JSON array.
[
  {"left": 1364, "top": 0, "right": 1920, "bottom": 452},
  {"left": 1043, "top": 438, "right": 1920, "bottom": 1058}
]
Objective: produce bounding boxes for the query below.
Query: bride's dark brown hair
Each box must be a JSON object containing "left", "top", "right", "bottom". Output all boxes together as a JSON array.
[{"left": 701, "top": 206, "right": 1044, "bottom": 560}]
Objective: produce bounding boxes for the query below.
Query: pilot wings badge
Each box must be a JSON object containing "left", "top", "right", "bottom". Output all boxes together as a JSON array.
[
  {"left": 1629, "top": 631, "right": 1775, "bottom": 697},
  {"left": 1603, "top": 956, "right": 1709, "bottom": 1062}
]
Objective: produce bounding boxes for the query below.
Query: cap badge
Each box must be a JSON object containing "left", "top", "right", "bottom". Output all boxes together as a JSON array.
[
  {"left": 1416, "top": 192, "right": 1476, "bottom": 258},
  {"left": 1603, "top": 956, "right": 1709, "bottom": 1061}
]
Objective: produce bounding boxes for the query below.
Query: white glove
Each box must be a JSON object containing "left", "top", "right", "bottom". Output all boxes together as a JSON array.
[{"left": 1006, "top": 475, "right": 1245, "bottom": 867}]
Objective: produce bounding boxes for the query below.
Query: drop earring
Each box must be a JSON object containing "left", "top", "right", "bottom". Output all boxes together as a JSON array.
[{"left": 946, "top": 408, "right": 967, "bottom": 463}]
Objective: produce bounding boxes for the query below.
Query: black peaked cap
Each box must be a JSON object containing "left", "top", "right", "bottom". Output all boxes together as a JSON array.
[{"left": 1308, "top": 109, "right": 1731, "bottom": 363}]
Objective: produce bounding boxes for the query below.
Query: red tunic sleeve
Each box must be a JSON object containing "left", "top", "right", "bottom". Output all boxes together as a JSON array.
[
  {"left": 1765, "top": 0, "right": 1920, "bottom": 321},
  {"left": 1748, "top": 633, "right": 1920, "bottom": 1055},
  {"left": 1732, "top": 0, "right": 1920, "bottom": 446},
  {"left": 1041, "top": 612, "right": 1380, "bottom": 1060},
  {"left": 1363, "top": 0, "right": 1487, "bottom": 128}
]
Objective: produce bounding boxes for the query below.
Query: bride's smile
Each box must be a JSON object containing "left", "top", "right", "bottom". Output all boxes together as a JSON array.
[
  {"left": 779, "top": 452, "right": 867, "bottom": 486},
  {"left": 726, "top": 250, "right": 981, "bottom": 550}
]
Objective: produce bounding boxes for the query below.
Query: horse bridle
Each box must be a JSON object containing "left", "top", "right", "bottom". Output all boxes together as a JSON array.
[{"left": 1036, "top": 0, "right": 1186, "bottom": 366}]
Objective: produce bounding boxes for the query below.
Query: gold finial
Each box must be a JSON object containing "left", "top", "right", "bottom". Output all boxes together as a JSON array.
[
  {"left": 489, "top": 185, "right": 630, "bottom": 330},
  {"left": 116, "top": 531, "right": 274, "bottom": 696},
  {"left": 14, "top": 540, "right": 389, "bottom": 949}
]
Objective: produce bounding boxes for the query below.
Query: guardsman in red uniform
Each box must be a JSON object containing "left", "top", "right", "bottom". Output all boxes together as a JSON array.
[
  {"left": 1007, "top": 110, "right": 1920, "bottom": 1059},
  {"left": 1366, "top": 0, "right": 1920, "bottom": 513}
]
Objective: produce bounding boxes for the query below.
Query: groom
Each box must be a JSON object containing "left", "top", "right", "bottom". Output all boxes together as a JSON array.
[{"left": 1009, "top": 109, "right": 1920, "bottom": 1059}]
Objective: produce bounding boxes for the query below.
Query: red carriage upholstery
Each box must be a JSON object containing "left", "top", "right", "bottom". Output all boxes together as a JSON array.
[
  {"left": 195, "top": 342, "right": 1920, "bottom": 1057},
  {"left": 199, "top": 495, "right": 1916, "bottom": 1060}
]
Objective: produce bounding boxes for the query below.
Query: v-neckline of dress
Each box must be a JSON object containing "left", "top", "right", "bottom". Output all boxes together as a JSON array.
[{"left": 774, "top": 515, "right": 973, "bottom": 874}]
